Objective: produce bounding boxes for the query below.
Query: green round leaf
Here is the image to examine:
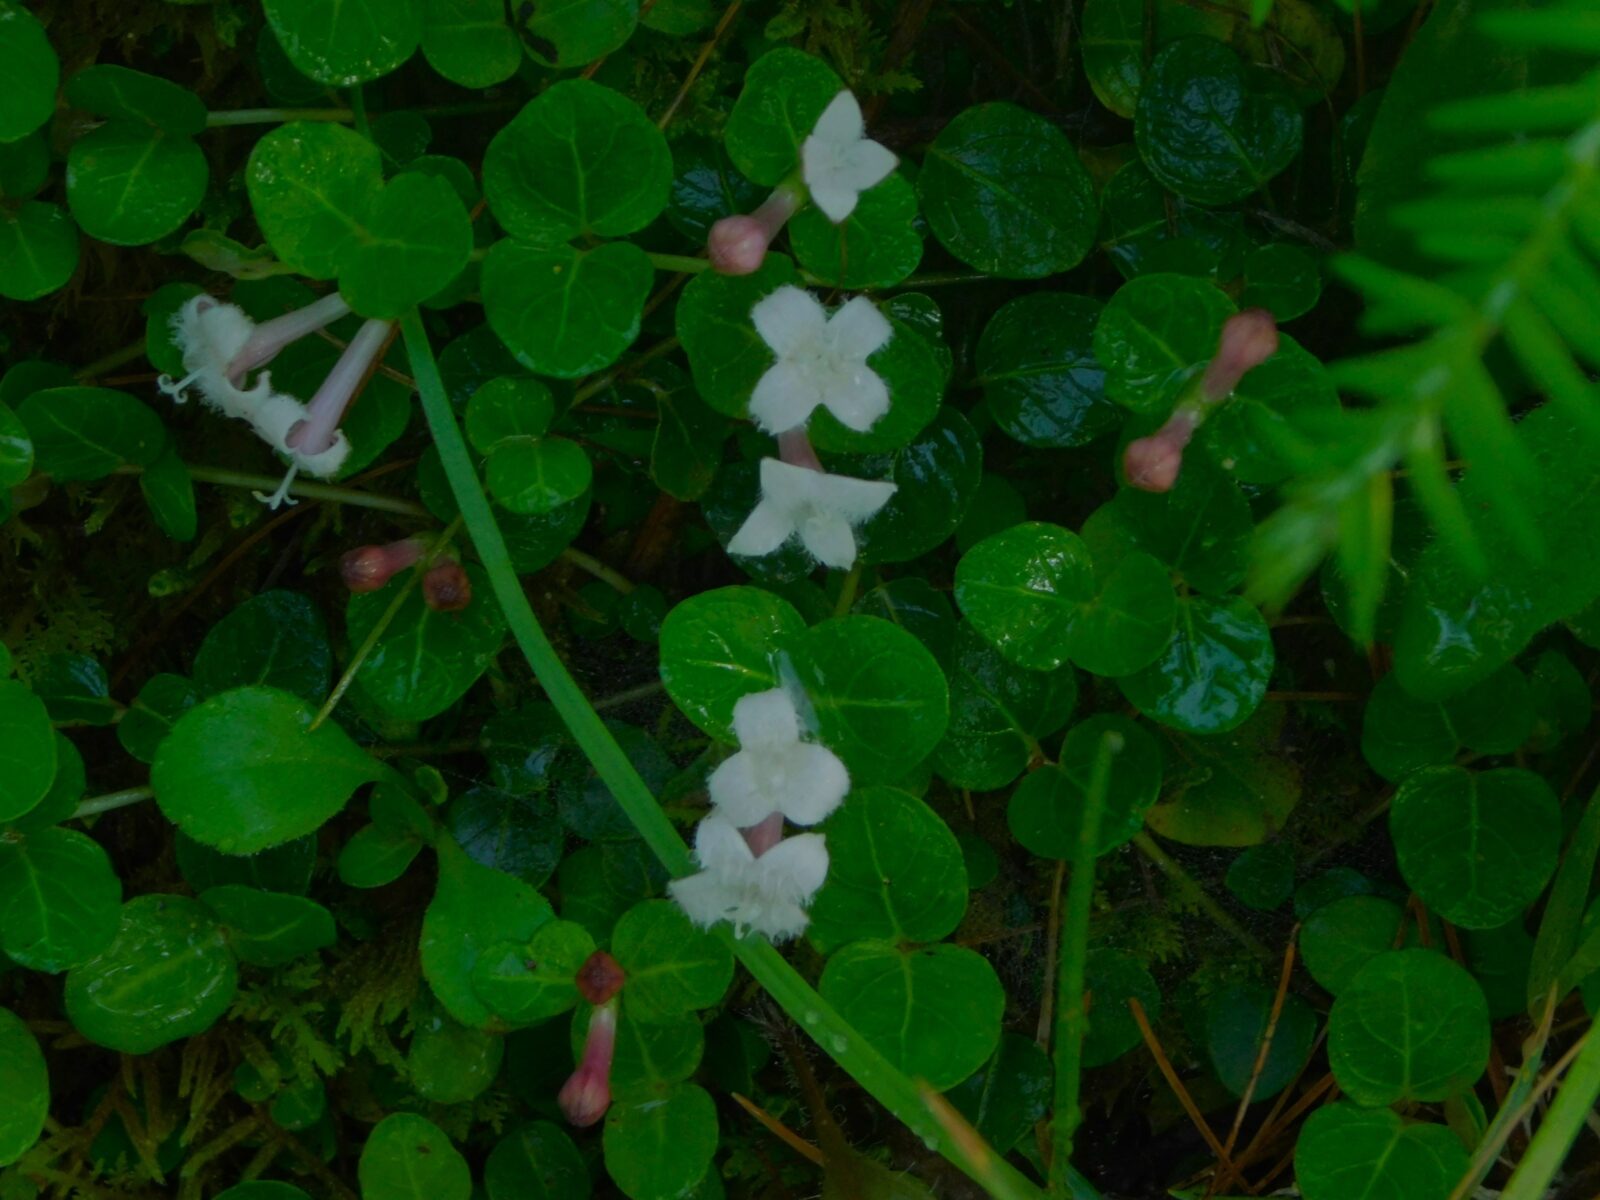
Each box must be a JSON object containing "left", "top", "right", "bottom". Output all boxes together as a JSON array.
[
  {"left": 1081, "top": 0, "right": 1230, "bottom": 117},
  {"left": 598, "top": 1006, "right": 703, "bottom": 1089},
  {"left": 473, "top": 919, "right": 593, "bottom": 1026},
  {"left": 1114, "top": 459, "right": 1253, "bottom": 594},
  {"left": 486, "top": 1122, "right": 589, "bottom": 1200},
  {"left": 918, "top": 102, "right": 1096, "bottom": 278},
  {"left": 1145, "top": 708, "right": 1301, "bottom": 845},
  {"left": 1204, "top": 981, "right": 1315, "bottom": 1099},
  {"left": 791, "top": 616, "right": 950, "bottom": 784},
  {"left": 613, "top": 900, "right": 733, "bottom": 1021},
  {"left": 1098, "top": 158, "right": 1249, "bottom": 280},
  {"left": 978, "top": 293, "right": 1115, "bottom": 448},
  {"left": 1062, "top": 550, "right": 1177, "bottom": 678},
  {"left": 448, "top": 786, "right": 563, "bottom": 888},
  {"left": 0, "top": 825, "right": 121, "bottom": 972},
  {"left": 264, "top": 0, "right": 422, "bottom": 86},
  {"left": 513, "top": 0, "right": 638, "bottom": 68},
  {"left": 194, "top": 590, "right": 332, "bottom": 704},
  {"left": 18, "top": 386, "right": 165, "bottom": 481},
  {"left": 1296, "top": 1104, "right": 1468, "bottom": 1200},
  {"left": 1390, "top": 766, "right": 1560, "bottom": 930},
  {"left": 152, "top": 685, "right": 384, "bottom": 854},
  {"left": 484, "top": 80, "right": 670, "bottom": 245},
  {"left": 484, "top": 239, "right": 654, "bottom": 379},
  {"left": 1118, "top": 595, "right": 1273, "bottom": 735},
  {"left": 0, "top": 2, "right": 54, "bottom": 140},
  {"left": 1328, "top": 949, "right": 1489, "bottom": 1106},
  {"left": 789, "top": 172, "right": 922, "bottom": 289},
  {"left": 1224, "top": 842, "right": 1294, "bottom": 910},
  {"left": 1007, "top": 715, "right": 1161, "bottom": 857},
  {"left": 199, "top": 885, "right": 336, "bottom": 967},
  {"left": 724, "top": 48, "right": 843, "bottom": 187},
  {"left": 66, "top": 123, "right": 206, "bottom": 246},
  {"left": 603, "top": 1083, "right": 718, "bottom": 1200},
  {"left": 945, "top": 1033, "right": 1052, "bottom": 1155},
  {"left": 421, "top": 0, "right": 523, "bottom": 88},
  {"left": 851, "top": 577, "right": 957, "bottom": 663},
  {"left": 1094, "top": 273, "right": 1234, "bottom": 416},
  {"left": 247, "top": 122, "right": 383, "bottom": 280},
  {"left": 488, "top": 437, "right": 593, "bottom": 516},
  {"left": 1300, "top": 895, "right": 1413, "bottom": 997},
  {"left": 140, "top": 444, "right": 197, "bottom": 541},
  {"left": 0, "top": 202, "right": 79, "bottom": 301},
  {"left": 66, "top": 65, "right": 206, "bottom": 135},
  {"left": 64, "top": 894, "right": 238, "bottom": 1054},
  {"left": 0, "top": 130, "right": 49, "bottom": 200},
  {"left": 1081, "top": 947, "right": 1160, "bottom": 1067},
  {"left": 659, "top": 586, "right": 807, "bottom": 742},
  {"left": 0, "top": 678, "right": 54, "bottom": 822},
  {"left": 955, "top": 521, "right": 1094, "bottom": 672},
  {"left": 358, "top": 1113, "right": 471, "bottom": 1200},
  {"left": 808, "top": 786, "right": 968, "bottom": 953},
  {"left": 820, "top": 940, "right": 1004, "bottom": 1090},
  {"left": 847, "top": 409, "right": 982, "bottom": 564},
  {"left": 0, "top": 400, "right": 33, "bottom": 488},
  {"left": 408, "top": 1004, "right": 505, "bottom": 1103},
  {"left": 468, "top": 376, "right": 555, "bottom": 449},
  {"left": 0, "top": 1006, "right": 47, "bottom": 1166},
  {"left": 1136, "top": 38, "right": 1303, "bottom": 206},
  {"left": 348, "top": 566, "right": 508, "bottom": 722},
  {"left": 341, "top": 172, "right": 472, "bottom": 318},
  {"left": 32, "top": 653, "right": 114, "bottom": 725},
  {"left": 1240, "top": 242, "right": 1322, "bottom": 320},
  {"left": 19, "top": 732, "right": 84, "bottom": 832}
]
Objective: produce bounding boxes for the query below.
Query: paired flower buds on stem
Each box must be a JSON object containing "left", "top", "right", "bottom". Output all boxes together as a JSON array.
[
  {"left": 559, "top": 952, "right": 627, "bottom": 1128},
  {"left": 1123, "top": 309, "right": 1280, "bottom": 494},
  {"left": 339, "top": 539, "right": 474, "bottom": 613}
]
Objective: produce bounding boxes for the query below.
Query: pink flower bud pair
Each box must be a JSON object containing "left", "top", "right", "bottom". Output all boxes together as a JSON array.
[
  {"left": 559, "top": 952, "right": 627, "bottom": 1127},
  {"left": 339, "top": 539, "right": 472, "bottom": 613}
]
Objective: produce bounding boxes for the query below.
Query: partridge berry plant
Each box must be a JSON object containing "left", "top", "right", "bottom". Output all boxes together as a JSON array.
[{"left": 3, "top": 3, "right": 1600, "bottom": 1200}]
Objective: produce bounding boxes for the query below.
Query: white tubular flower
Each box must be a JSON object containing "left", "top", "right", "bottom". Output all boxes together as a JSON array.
[
  {"left": 801, "top": 90, "right": 897, "bottom": 223},
  {"left": 669, "top": 815, "right": 829, "bottom": 942},
  {"left": 709, "top": 688, "right": 849, "bottom": 828},
  {"left": 750, "top": 286, "right": 892, "bottom": 434},
  {"left": 158, "top": 296, "right": 274, "bottom": 419},
  {"left": 728, "top": 458, "right": 896, "bottom": 570}
]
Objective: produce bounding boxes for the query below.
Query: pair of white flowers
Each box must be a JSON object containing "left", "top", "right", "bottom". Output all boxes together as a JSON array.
[{"left": 670, "top": 687, "right": 849, "bottom": 941}]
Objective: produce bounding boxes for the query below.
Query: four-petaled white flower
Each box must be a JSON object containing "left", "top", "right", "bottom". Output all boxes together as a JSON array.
[
  {"left": 750, "top": 286, "right": 892, "bottom": 435},
  {"left": 728, "top": 458, "right": 896, "bottom": 570},
  {"left": 669, "top": 814, "right": 829, "bottom": 942},
  {"left": 802, "top": 90, "right": 897, "bottom": 223},
  {"left": 709, "top": 688, "right": 849, "bottom": 828}
]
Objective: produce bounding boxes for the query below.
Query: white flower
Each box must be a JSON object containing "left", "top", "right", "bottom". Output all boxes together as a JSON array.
[
  {"left": 728, "top": 458, "right": 896, "bottom": 570},
  {"left": 158, "top": 296, "right": 274, "bottom": 420},
  {"left": 749, "top": 286, "right": 893, "bottom": 434},
  {"left": 709, "top": 688, "right": 849, "bottom": 828},
  {"left": 802, "top": 90, "right": 897, "bottom": 223},
  {"left": 669, "top": 815, "right": 829, "bottom": 942}
]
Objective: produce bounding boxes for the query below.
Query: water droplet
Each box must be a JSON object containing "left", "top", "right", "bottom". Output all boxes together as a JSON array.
[
  {"left": 829, "top": 1034, "right": 848, "bottom": 1053},
  {"left": 803, "top": 1010, "right": 820, "bottom": 1025}
]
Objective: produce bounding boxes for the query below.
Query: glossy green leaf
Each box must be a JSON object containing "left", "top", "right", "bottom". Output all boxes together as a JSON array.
[
  {"left": 247, "top": 122, "right": 384, "bottom": 280},
  {"left": 513, "top": 0, "right": 638, "bottom": 68},
  {"left": 820, "top": 940, "right": 1004, "bottom": 1090},
  {"left": 0, "top": 1006, "right": 46, "bottom": 1166},
  {"left": 488, "top": 437, "right": 592, "bottom": 516},
  {"left": 1295, "top": 1104, "right": 1467, "bottom": 1200},
  {"left": 152, "top": 686, "right": 383, "bottom": 854},
  {"left": 946, "top": 1033, "right": 1052, "bottom": 1154},
  {"left": 32, "top": 653, "right": 113, "bottom": 726},
  {"left": 0, "top": 2, "right": 59, "bottom": 142},
  {"left": 851, "top": 577, "right": 957, "bottom": 664},
  {"left": 1062, "top": 550, "right": 1177, "bottom": 678},
  {"left": 140, "top": 444, "right": 197, "bottom": 541},
  {"left": 978, "top": 293, "right": 1115, "bottom": 448},
  {"left": 0, "top": 826, "right": 121, "bottom": 972},
  {"left": 420, "top": 0, "right": 522, "bottom": 88},
  {"left": 199, "top": 885, "right": 336, "bottom": 967},
  {"left": 1081, "top": 0, "right": 1230, "bottom": 117},
  {"left": 1118, "top": 595, "right": 1273, "bottom": 734},
  {"left": 64, "top": 894, "right": 237, "bottom": 1054},
  {"left": 1144, "top": 707, "right": 1300, "bottom": 845},
  {"left": 18, "top": 386, "right": 165, "bottom": 480},
  {"left": 66, "top": 65, "right": 206, "bottom": 135},
  {"left": 341, "top": 172, "right": 473, "bottom": 318},
  {"left": 66, "top": 123, "right": 206, "bottom": 245},
  {"left": 613, "top": 900, "right": 733, "bottom": 1021},
  {"left": 0, "top": 400, "right": 32, "bottom": 487},
  {"left": 1094, "top": 273, "right": 1234, "bottom": 416},
  {"left": 194, "top": 590, "right": 332, "bottom": 704},
  {"left": 650, "top": 379, "right": 725, "bottom": 502},
  {"left": 808, "top": 786, "right": 968, "bottom": 952},
  {"left": 1008, "top": 715, "right": 1161, "bottom": 857},
  {"left": 1390, "top": 766, "right": 1560, "bottom": 930},
  {"left": 955, "top": 521, "right": 1094, "bottom": 671},
  {"left": 484, "top": 240, "right": 654, "bottom": 380},
  {"left": 1361, "top": 667, "right": 1533, "bottom": 782},
  {"left": 484, "top": 80, "right": 669, "bottom": 245},
  {"left": 1114, "top": 459, "right": 1253, "bottom": 594},
  {"left": 1135, "top": 38, "right": 1303, "bottom": 206},
  {"left": 338, "top": 824, "right": 424, "bottom": 889},
  {"left": 789, "top": 172, "right": 922, "bottom": 289},
  {"left": 358, "top": 1113, "right": 471, "bottom": 1200},
  {"left": 918, "top": 102, "right": 1097, "bottom": 278},
  {"left": 408, "top": 1004, "right": 504, "bottom": 1103},
  {"left": 421, "top": 837, "right": 554, "bottom": 1030},
  {"left": 1239, "top": 242, "right": 1322, "bottom": 320},
  {"left": 0, "top": 679, "right": 54, "bottom": 822},
  {"left": 1081, "top": 948, "right": 1161, "bottom": 1067},
  {"left": 659, "top": 586, "right": 807, "bottom": 742},
  {"left": 447, "top": 785, "right": 563, "bottom": 888},
  {"left": 0, "top": 130, "right": 51, "bottom": 201},
  {"left": 0, "top": 202, "right": 79, "bottom": 301},
  {"left": 1300, "top": 895, "right": 1414, "bottom": 997},
  {"left": 472, "top": 919, "right": 593, "bottom": 1026},
  {"left": 1098, "top": 159, "right": 1249, "bottom": 281},
  {"left": 18, "top": 732, "right": 83, "bottom": 833},
  {"left": 348, "top": 566, "right": 508, "bottom": 721},
  {"left": 176, "top": 832, "right": 317, "bottom": 897},
  {"left": 485, "top": 1121, "right": 589, "bottom": 1200},
  {"left": 603, "top": 1083, "right": 718, "bottom": 1200},
  {"left": 597, "top": 1005, "right": 703, "bottom": 1089},
  {"left": 724, "top": 48, "right": 842, "bottom": 187},
  {"left": 264, "top": 0, "right": 421, "bottom": 86},
  {"left": 1205, "top": 981, "right": 1315, "bottom": 1099},
  {"left": 1328, "top": 949, "right": 1489, "bottom": 1106}
]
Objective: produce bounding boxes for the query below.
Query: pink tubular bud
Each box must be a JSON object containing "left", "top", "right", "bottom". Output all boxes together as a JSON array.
[
  {"left": 706, "top": 184, "right": 802, "bottom": 276},
  {"left": 575, "top": 951, "right": 626, "bottom": 1006},
  {"left": 776, "top": 428, "right": 824, "bottom": 472},
  {"left": 740, "top": 811, "right": 786, "bottom": 858},
  {"left": 422, "top": 562, "right": 472, "bottom": 612},
  {"left": 1201, "top": 309, "right": 1279, "bottom": 403},
  {"left": 1123, "top": 410, "right": 1200, "bottom": 494},
  {"left": 560, "top": 1001, "right": 618, "bottom": 1128},
  {"left": 340, "top": 538, "right": 424, "bottom": 592},
  {"left": 225, "top": 292, "right": 353, "bottom": 384}
]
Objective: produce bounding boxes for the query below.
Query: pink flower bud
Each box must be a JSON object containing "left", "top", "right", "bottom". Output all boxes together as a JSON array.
[
  {"left": 422, "top": 562, "right": 472, "bottom": 612},
  {"left": 575, "top": 951, "right": 626, "bottom": 1006},
  {"left": 287, "top": 318, "right": 393, "bottom": 458},
  {"left": 559, "top": 1001, "right": 618, "bottom": 1128},
  {"left": 706, "top": 184, "right": 802, "bottom": 276},
  {"left": 339, "top": 538, "right": 423, "bottom": 592},
  {"left": 1123, "top": 410, "right": 1200, "bottom": 494},
  {"left": 1201, "top": 309, "right": 1279, "bottom": 403},
  {"left": 776, "top": 428, "right": 824, "bottom": 472},
  {"left": 224, "top": 292, "right": 352, "bottom": 384}
]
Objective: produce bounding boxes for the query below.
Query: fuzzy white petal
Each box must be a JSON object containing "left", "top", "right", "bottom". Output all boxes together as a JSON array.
[
  {"left": 757, "top": 832, "right": 830, "bottom": 898},
  {"left": 811, "top": 91, "right": 865, "bottom": 145},
  {"left": 291, "top": 431, "right": 351, "bottom": 480},
  {"left": 727, "top": 497, "right": 797, "bottom": 558},
  {"left": 748, "top": 360, "right": 820, "bottom": 434},
  {"left": 670, "top": 816, "right": 827, "bottom": 941},
  {"left": 826, "top": 296, "right": 893, "bottom": 361},
  {"left": 797, "top": 508, "right": 859, "bottom": 569},
  {"left": 801, "top": 91, "right": 896, "bottom": 226},
  {"left": 835, "top": 140, "right": 898, "bottom": 194},
  {"left": 752, "top": 285, "right": 827, "bottom": 358},
  {"left": 756, "top": 457, "right": 825, "bottom": 509},
  {"left": 820, "top": 370, "right": 890, "bottom": 432},
  {"left": 813, "top": 472, "right": 898, "bottom": 523},
  {"left": 693, "top": 814, "right": 757, "bottom": 872},
  {"left": 732, "top": 688, "right": 802, "bottom": 747},
  {"left": 807, "top": 183, "right": 861, "bottom": 224},
  {"left": 729, "top": 459, "right": 894, "bottom": 569}
]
